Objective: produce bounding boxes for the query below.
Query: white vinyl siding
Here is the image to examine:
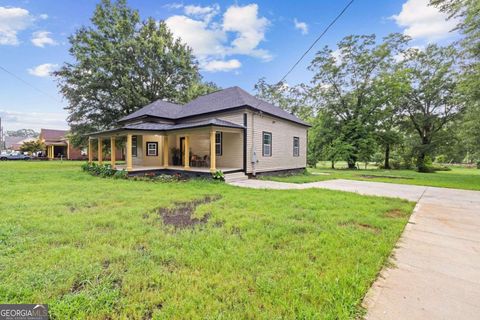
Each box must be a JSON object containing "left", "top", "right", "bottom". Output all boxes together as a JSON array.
[{"left": 246, "top": 111, "right": 307, "bottom": 173}]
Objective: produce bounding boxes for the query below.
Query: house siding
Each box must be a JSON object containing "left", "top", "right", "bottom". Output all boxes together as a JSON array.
[
  {"left": 183, "top": 109, "right": 308, "bottom": 174},
  {"left": 245, "top": 111, "right": 307, "bottom": 174}
]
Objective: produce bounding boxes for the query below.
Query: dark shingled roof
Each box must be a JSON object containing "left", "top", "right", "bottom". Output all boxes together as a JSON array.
[
  {"left": 118, "top": 86, "right": 310, "bottom": 126},
  {"left": 120, "top": 100, "right": 182, "bottom": 122},
  {"left": 90, "top": 119, "right": 244, "bottom": 135}
]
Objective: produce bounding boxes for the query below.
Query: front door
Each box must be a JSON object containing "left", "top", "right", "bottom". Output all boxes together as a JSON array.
[{"left": 179, "top": 137, "right": 185, "bottom": 166}]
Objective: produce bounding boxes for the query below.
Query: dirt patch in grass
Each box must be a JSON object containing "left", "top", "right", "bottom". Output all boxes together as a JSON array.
[
  {"left": 359, "top": 174, "right": 413, "bottom": 180},
  {"left": 384, "top": 209, "right": 407, "bottom": 218},
  {"left": 339, "top": 221, "right": 381, "bottom": 234},
  {"left": 158, "top": 195, "right": 222, "bottom": 229}
]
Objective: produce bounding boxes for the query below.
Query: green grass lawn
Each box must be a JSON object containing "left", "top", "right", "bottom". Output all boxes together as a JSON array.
[
  {"left": 262, "top": 167, "right": 480, "bottom": 191},
  {"left": 0, "top": 162, "right": 414, "bottom": 319}
]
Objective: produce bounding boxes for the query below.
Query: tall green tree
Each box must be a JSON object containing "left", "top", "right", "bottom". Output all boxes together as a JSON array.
[
  {"left": 254, "top": 78, "right": 315, "bottom": 121},
  {"left": 308, "top": 33, "right": 409, "bottom": 168},
  {"left": 430, "top": 0, "right": 480, "bottom": 161},
  {"left": 372, "top": 71, "right": 410, "bottom": 169},
  {"left": 6, "top": 129, "right": 38, "bottom": 138},
  {"left": 55, "top": 0, "right": 217, "bottom": 147},
  {"left": 400, "top": 45, "right": 462, "bottom": 172},
  {"left": 20, "top": 140, "right": 45, "bottom": 155}
]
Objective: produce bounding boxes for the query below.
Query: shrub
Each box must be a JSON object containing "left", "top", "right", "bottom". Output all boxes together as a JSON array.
[
  {"left": 432, "top": 165, "right": 452, "bottom": 172},
  {"left": 212, "top": 170, "right": 225, "bottom": 181},
  {"left": 477, "top": 161, "right": 480, "bottom": 169},
  {"left": 435, "top": 155, "right": 447, "bottom": 163},
  {"left": 113, "top": 170, "right": 128, "bottom": 179},
  {"left": 81, "top": 162, "right": 124, "bottom": 178}
]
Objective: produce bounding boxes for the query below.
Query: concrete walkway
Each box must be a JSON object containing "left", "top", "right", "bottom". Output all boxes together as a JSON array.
[{"left": 229, "top": 179, "right": 480, "bottom": 319}]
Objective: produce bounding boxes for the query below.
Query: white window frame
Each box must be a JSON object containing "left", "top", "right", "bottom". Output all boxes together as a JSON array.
[
  {"left": 146, "top": 142, "right": 158, "bottom": 156},
  {"left": 215, "top": 132, "right": 222, "bottom": 156},
  {"left": 132, "top": 136, "right": 138, "bottom": 157},
  {"left": 293, "top": 137, "right": 300, "bottom": 157},
  {"left": 262, "top": 132, "right": 272, "bottom": 157}
]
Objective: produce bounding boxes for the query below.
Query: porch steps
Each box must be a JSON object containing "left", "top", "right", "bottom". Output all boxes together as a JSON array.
[{"left": 224, "top": 172, "right": 249, "bottom": 183}]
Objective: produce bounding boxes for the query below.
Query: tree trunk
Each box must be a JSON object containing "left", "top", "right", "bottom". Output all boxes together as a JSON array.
[
  {"left": 417, "top": 152, "right": 427, "bottom": 172},
  {"left": 331, "top": 161, "right": 335, "bottom": 169},
  {"left": 384, "top": 144, "right": 390, "bottom": 169},
  {"left": 417, "top": 137, "right": 431, "bottom": 172},
  {"left": 347, "top": 156, "right": 357, "bottom": 169}
]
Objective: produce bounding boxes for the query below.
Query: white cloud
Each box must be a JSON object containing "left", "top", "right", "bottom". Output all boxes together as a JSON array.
[
  {"left": 0, "top": 109, "right": 68, "bottom": 131},
  {"left": 391, "top": 0, "right": 457, "bottom": 41},
  {"left": 31, "top": 31, "right": 57, "bottom": 47},
  {"left": 27, "top": 63, "right": 58, "bottom": 77},
  {"left": 165, "top": 15, "right": 226, "bottom": 57},
  {"left": 164, "top": 3, "right": 184, "bottom": 10},
  {"left": 165, "top": 3, "right": 271, "bottom": 72},
  {"left": 223, "top": 4, "right": 271, "bottom": 60},
  {"left": 0, "top": 6, "right": 33, "bottom": 45},
  {"left": 202, "top": 59, "right": 241, "bottom": 72},
  {"left": 39, "top": 13, "right": 48, "bottom": 20},
  {"left": 294, "top": 18, "right": 308, "bottom": 35},
  {"left": 184, "top": 4, "right": 219, "bottom": 23}
]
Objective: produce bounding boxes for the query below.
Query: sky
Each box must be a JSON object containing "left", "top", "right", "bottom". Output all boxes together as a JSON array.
[{"left": 0, "top": 0, "right": 458, "bottom": 131}]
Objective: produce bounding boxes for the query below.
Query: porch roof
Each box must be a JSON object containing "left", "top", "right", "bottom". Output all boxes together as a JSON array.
[{"left": 89, "top": 118, "right": 244, "bottom": 136}]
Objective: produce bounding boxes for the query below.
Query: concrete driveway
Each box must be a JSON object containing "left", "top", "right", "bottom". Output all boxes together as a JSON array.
[{"left": 230, "top": 179, "right": 480, "bottom": 319}]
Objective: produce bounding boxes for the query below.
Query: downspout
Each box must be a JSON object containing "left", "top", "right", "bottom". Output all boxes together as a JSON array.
[{"left": 251, "top": 111, "right": 261, "bottom": 176}]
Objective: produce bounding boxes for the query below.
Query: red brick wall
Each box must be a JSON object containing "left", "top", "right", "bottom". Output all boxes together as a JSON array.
[{"left": 68, "top": 144, "right": 86, "bottom": 160}]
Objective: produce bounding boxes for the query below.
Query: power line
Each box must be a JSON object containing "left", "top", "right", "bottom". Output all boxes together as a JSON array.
[
  {"left": 250, "top": 0, "right": 354, "bottom": 174},
  {"left": 0, "top": 65, "right": 60, "bottom": 102},
  {"left": 278, "top": 0, "right": 355, "bottom": 84},
  {"left": 253, "top": 0, "right": 355, "bottom": 109}
]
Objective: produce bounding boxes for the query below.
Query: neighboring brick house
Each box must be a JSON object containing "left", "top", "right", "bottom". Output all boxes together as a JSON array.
[
  {"left": 39, "top": 129, "right": 83, "bottom": 160},
  {"left": 40, "top": 128, "right": 124, "bottom": 160}
]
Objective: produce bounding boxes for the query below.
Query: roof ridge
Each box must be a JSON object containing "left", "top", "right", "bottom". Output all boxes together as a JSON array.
[{"left": 231, "top": 86, "right": 251, "bottom": 106}]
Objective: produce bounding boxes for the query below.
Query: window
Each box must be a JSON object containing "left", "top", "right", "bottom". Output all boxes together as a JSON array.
[
  {"left": 262, "top": 132, "right": 272, "bottom": 157},
  {"left": 132, "top": 136, "right": 138, "bottom": 157},
  {"left": 215, "top": 132, "right": 222, "bottom": 156},
  {"left": 293, "top": 137, "right": 300, "bottom": 157},
  {"left": 146, "top": 142, "right": 158, "bottom": 156}
]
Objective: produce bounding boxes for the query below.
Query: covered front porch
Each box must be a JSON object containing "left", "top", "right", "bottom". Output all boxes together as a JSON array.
[
  {"left": 87, "top": 124, "right": 244, "bottom": 174},
  {"left": 45, "top": 143, "right": 67, "bottom": 159}
]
